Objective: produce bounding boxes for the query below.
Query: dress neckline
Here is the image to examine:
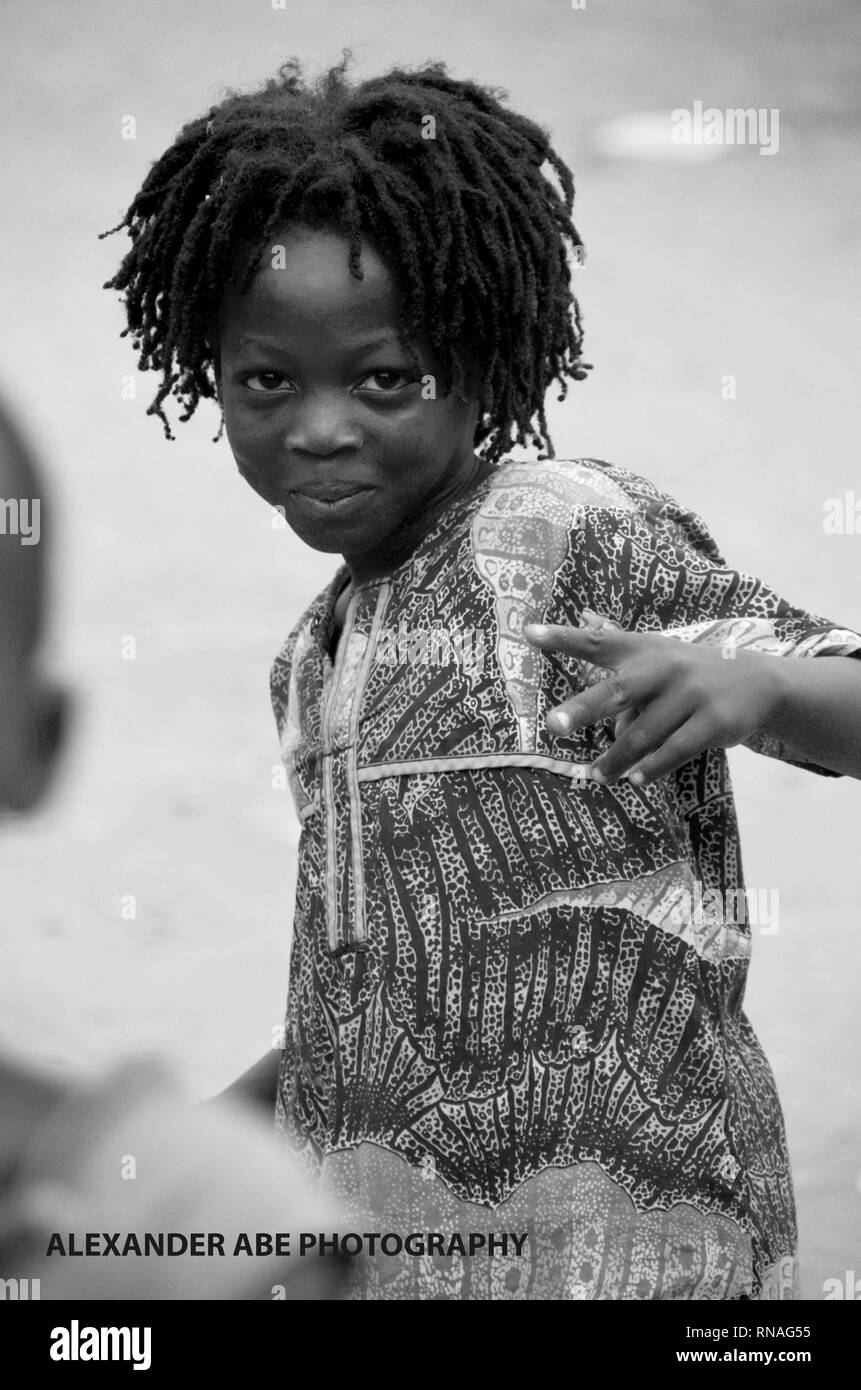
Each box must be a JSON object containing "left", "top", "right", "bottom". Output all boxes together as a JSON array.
[{"left": 314, "top": 459, "right": 505, "bottom": 654}]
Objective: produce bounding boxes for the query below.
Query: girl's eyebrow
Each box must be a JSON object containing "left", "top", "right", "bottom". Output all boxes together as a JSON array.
[
  {"left": 235, "top": 330, "right": 409, "bottom": 357},
  {"left": 347, "top": 332, "right": 409, "bottom": 356}
]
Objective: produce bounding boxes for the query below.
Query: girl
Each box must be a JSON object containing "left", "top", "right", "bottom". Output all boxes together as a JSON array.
[{"left": 103, "top": 57, "right": 861, "bottom": 1300}]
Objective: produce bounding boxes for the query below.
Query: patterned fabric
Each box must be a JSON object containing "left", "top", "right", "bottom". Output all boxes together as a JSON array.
[{"left": 272, "top": 457, "right": 861, "bottom": 1300}]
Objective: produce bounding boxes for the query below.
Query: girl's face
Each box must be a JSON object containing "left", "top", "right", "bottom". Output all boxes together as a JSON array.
[{"left": 217, "top": 225, "right": 484, "bottom": 585}]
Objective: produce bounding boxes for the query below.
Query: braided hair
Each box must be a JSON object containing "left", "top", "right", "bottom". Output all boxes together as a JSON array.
[{"left": 102, "top": 55, "right": 591, "bottom": 461}]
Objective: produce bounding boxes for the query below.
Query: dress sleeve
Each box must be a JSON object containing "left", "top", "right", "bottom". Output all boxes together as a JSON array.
[
  {"left": 560, "top": 470, "right": 861, "bottom": 778},
  {"left": 269, "top": 623, "right": 319, "bottom": 821},
  {"left": 270, "top": 629, "right": 297, "bottom": 752}
]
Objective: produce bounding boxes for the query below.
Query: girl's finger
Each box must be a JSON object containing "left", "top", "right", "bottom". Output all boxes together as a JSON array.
[
  {"left": 524, "top": 618, "right": 641, "bottom": 669},
  {"left": 546, "top": 671, "right": 635, "bottom": 735},
  {"left": 591, "top": 695, "right": 697, "bottom": 784},
  {"left": 546, "top": 652, "right": 668, "bottom": 736},
  {"left": 624, "top": 713, "right": 717, "bottom": 787},
  {"left": 612, "top": 706, "right": 638, "bottom": 741}
]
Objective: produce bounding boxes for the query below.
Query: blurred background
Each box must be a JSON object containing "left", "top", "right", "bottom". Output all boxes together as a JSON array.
[{"left": 1, "top": 0, "right": 858, "bottom": 1298}]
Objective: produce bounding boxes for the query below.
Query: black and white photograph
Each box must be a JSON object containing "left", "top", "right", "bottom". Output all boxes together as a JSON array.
[{"left": 1, "top": 0, "right": 859, "bottom": 1351}]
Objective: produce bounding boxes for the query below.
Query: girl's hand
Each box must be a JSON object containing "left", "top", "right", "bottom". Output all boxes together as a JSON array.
[{"left": 523, "top": 610, "right": 786, "bottom": 786}]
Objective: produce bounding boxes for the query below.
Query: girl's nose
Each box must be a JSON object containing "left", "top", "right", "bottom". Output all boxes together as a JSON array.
[{"left": 282, "top": 394, "right": 363, "bottom": 457}]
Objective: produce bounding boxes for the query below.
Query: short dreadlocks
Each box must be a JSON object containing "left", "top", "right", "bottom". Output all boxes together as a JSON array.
[{"left": 102, "top": 55, "right": 591, "bottom": 462}]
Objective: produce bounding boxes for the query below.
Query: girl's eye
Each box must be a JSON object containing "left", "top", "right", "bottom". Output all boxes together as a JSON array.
[
  {"left": 245, "top": 372, "right": 294, "bottom": 393},
  {"left": 358, "top": 369, "right": 414, "bottom": 393}
]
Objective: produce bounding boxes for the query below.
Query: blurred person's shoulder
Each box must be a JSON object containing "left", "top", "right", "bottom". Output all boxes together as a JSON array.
[{"left": 0, "top": 1055, "right": 348, "bottom": 1300}]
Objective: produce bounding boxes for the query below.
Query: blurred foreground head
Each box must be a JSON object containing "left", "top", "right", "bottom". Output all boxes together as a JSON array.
[
  {"left": 0, "top": 396, "right": 347, "bottom": 1299},
  {"left": 0, "top": 397, "right": 66, "bottom": 812}
]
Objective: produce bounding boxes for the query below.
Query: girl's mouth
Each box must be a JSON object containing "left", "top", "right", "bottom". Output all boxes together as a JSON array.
[{"left": 288, "top": 486, "right": 374, "bottom": 516}]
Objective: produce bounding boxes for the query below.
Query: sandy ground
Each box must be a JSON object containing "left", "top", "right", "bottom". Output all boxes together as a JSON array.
[{"left": 1, "top": 0, "right": 859, "bottom": 1298}]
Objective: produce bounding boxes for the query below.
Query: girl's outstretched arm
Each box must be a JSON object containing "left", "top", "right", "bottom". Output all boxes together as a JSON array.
[
  {"left": 753, "top": 649, "right": 861, "bottom": 778},
  {"left": 524, "top": 615, "right": 861, "bottom": 783}
]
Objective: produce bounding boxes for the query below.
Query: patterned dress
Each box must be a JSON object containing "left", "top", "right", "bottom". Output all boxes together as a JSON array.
[{"left": 272, "top": 457, "right": 861, "bottom": 1300}]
